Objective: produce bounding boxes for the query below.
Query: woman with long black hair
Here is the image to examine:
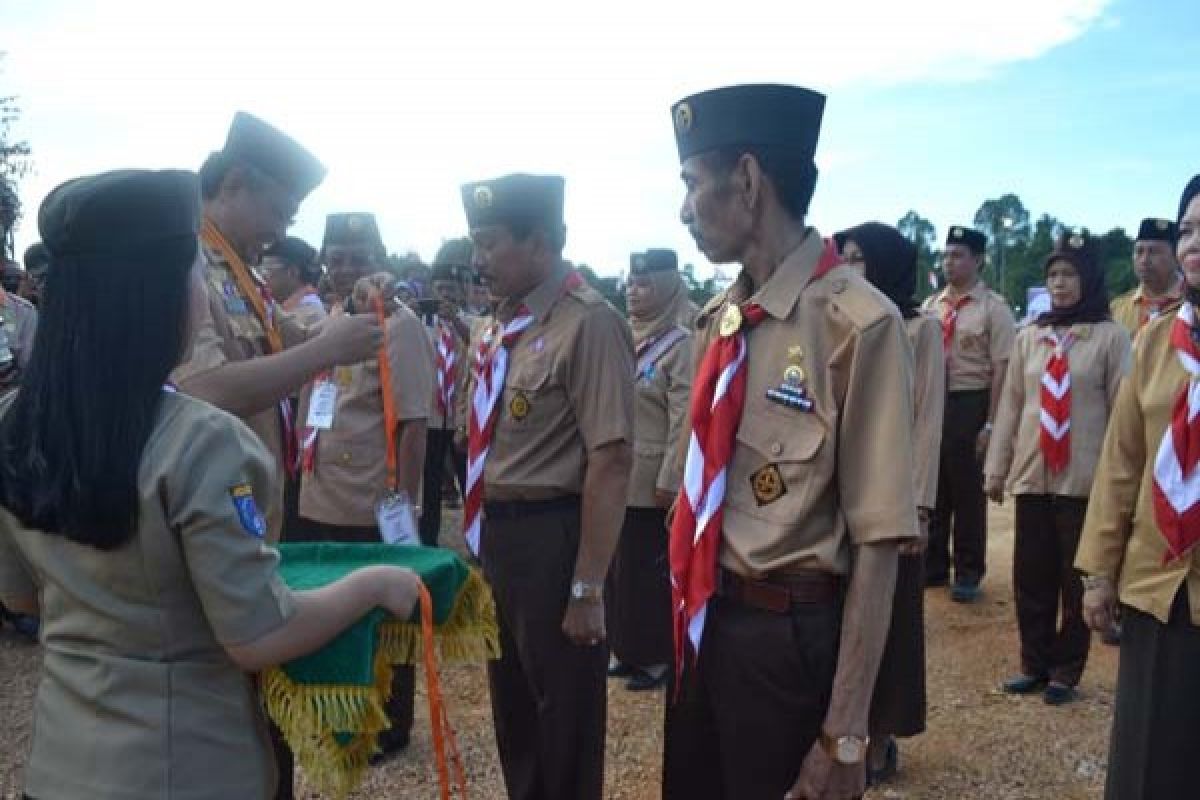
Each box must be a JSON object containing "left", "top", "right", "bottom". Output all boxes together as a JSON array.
[{"left": 0, "top": 169, "right": 420, "bottom": 800}]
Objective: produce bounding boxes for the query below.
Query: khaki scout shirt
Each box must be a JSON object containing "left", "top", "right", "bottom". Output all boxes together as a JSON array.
[
  {"left": 695, "top": 231, "right": 919, "bottom": 579},
  {"left": 424, "top": 313, "right": 471, "bottom": 431},
  {"left": 985, "top": 321, "right": 1130, "bottom": 498},
  {"left": 0, "top": 290, "right": 37, "bottom": 384},
  {"left": 1077, "top": 312, "right": 1200, "bottom": 625},
  {"left": 0, "top": 392, "right": 295, "bottom": 800},
  {"left": 473, "top": 264, "right": 634, "bottom": 502},
  {"left": 299, "top": 305, "right": 434, "bottom": 527},
  {"left": 171, "top": 237, "right": 311, "bottom": 494},
  {"left": 1109, "top": 283, "right": 1183, "bottom": 338},
  {"left": 922, "top": 281, "right": 1016, "bottom": 392},
  {"left": 908, "top": 313, "right": 946, "bottom": 510},
  {"left": 628, "top": 326, "right": 692, "bottom": 508}
]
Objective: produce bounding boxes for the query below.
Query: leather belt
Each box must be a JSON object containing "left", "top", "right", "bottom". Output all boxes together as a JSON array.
[
  {"left": 484, "top": 494, "right": 580, "bottom": 521},
  {"left": 717, "top": 568, "right": 843, "bottom": 613}
]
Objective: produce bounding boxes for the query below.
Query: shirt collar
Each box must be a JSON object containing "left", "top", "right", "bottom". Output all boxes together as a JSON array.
[
  {"left": 499, "top": 261, "right": 570, "bottom": 324},
  {"left": 742, "top": 229, "right": 825, "bottom": 321}
]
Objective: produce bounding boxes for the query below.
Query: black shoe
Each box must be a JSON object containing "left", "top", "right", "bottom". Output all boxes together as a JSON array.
[
  {"left": 0, "top": 605, "right": 39, "bottom": 643},
  {"left": 866, "top": 738, "right": 898, "bottom": 787},
  {"left": 951, "top": 581, "right": 981, "bottom": 603},
  {"left": 626, "top": 668, "right": 668, "bottom": 692},
  {"left": 608, "top": 660, "right": 636, "bottom": 678},
  {"left": 369, "top": 729, "right": 411, "bottom": 766},
  {"left": 1043, "top": 683, "right": 1077, "bottom": 706},
  {"left": 1002, "top": 674, "right": 1048, "bottom": 694}
]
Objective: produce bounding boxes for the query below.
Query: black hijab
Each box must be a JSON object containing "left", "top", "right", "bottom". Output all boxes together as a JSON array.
[
  {"left": 1036, "top": 231, "right": 1110, "bottom": 327},
  {"left": 834, "top": 222, "right": 918, "bottom": 319}
]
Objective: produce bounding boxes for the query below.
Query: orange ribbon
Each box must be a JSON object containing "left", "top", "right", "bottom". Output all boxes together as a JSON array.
[
  {"left": 372, "top": 295, "right": 400, "bottom": 491},
  {"left": 201, "top": 217, "right": 283, "bottom": 353},
  {"left": 418, "top": 582, "right": 467, "bottom": 799}
]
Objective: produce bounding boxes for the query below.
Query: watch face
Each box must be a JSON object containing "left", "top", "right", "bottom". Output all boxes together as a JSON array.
[{"left": 836, "top": 737, "right": 866, "bottom": 764}]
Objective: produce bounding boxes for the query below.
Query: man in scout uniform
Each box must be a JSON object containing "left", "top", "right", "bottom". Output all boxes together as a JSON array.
[
  {"left": 664, "top": 84, "right": 918, "bottom": 800},
  {"left": 460, "top": 173, "right": 634, "bottom": 800},
  {"left": 921, "top": 226, "right": 1015, "bottom": 602},
  {"left": 1110, "top": 217, "right": 1182, "bottom": 335},
  {"left": 172, "top": 112, "right": 383, "bottom": 543},
  {"left": 0, "top": 267, "right": 37, "bottom": 391},
  {"left": 21, "top": 242, "right": 50, "bottom": 306},
  {"left": 419, "top": 240, "right": 474, "bottom": 545}
]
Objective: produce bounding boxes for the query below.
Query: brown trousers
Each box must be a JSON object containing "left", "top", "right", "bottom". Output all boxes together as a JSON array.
[
  {"left": 481, "top": 498, "right": 607, "bottom": 800},
  {"left": 928, "top": 389, "right": 989, "bottom": 586},
  {"left": 1012, "top": 495, "right": 1090, "bottom": 686},
  {"left": 663, "top": 594, "right": 844, "bottom": 800}
]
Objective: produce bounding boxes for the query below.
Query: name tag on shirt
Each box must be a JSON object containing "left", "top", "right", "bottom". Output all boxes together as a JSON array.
[
  {"left": 306, "top": 380, "right": 339, "bottom": 430},
  {"left": 377, "top": 491, "right": 420, "bottom": 547}
]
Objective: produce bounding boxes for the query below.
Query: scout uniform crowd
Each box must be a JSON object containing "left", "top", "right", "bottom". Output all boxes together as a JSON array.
[{"left": 1, "top": 82, "right": 1198, "bottom": 800}]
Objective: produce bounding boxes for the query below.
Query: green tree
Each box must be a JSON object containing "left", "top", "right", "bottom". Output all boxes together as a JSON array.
[
  {"left": 1, "top": 53, "right": 33, "bottom": 258},
  {"left": 1095, "top": 227, "right": 1135, "bottom": 298},
  {"left": 897, "top": 210, "right": 939, "bottom": 301},
  {"left": 973, "top": 194, "right": 1031, "bottom": 305}
]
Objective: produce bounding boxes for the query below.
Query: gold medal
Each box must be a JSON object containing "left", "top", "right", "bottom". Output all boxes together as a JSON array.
[
  {"left": 719, "top": 305, "right": 743, "bottom": 337},
  {"left": 509, "top": 391, "right": 531, "bottom": 421},
  {"left": 784, "top": 365, "right": 806, "bottom": 386}
]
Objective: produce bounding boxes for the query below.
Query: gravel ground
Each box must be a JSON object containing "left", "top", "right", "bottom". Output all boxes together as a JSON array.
[{"left": 0, "top": 503, "right": 1116, "bottom": 799}]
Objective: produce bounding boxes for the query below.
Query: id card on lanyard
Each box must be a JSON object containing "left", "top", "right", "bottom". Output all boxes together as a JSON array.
[
  {"left": 371, "top": 294, "right": 421, "bottom": 547},
  {"left": 306, "top": 379, "right": 339, "bottom": 430}
]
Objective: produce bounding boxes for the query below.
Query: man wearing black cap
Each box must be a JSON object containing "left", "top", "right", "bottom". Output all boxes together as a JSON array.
[
  {"left": 21, "top": 242, "right": 50, "bottom": 306},
  {"left": 171, "top": 113, "right": 383, "bottom": 543},
  {"left": 0, "top": 257, "right": 37, "bottom": 392},
  {"left": 664, "top": 84, "right": 917, "bottom": 800},
  {"left": 460, "top": 173, "right": 634, "bottom": 800},
  {"left": 1110, "top": 217, "right": 1182, "bottom": 335},
  {"left": 921, "top": 226, "right": 1015, "bottom": 602}
]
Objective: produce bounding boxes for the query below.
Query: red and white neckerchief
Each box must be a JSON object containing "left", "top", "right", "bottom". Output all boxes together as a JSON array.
[
  {"left": 1038, "top": 329, "right": 1077, "bottom": 474},
  {"left": 1138, "top": 288, "right": 1182, "bottom": 329},
  {"left": 463, "top": 271, "right": 584, "bottom": 556},
  {"left": 435, "top": 318, "right": 459, "bottom": 424},
  {"left": 939, "top": 293, "right": 972, "bottom": 352},
  {"left": 1151, "top": 303, "right": 1200, "bottom": 563},
  {"left": 669, "top": 239, "right": 839, "bottom": 679}
]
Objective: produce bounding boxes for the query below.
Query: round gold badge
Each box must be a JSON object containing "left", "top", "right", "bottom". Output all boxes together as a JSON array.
[
  {"left": 474, "top": 185, "right": 494, "bottom": 209},
  {"left": 784, "top": 365, "right": 806, "bottom": 385},
  {"left": 509, "top": 391, "right": 530, "bottom": 421},
  {"left": 951, "top": 227, "right": 963, "bottom": 238},
  {"left": 1157, "top": 219, "right": 1170, "bottom": 231},
  {"left": 674, "top": 102, "right": 694, "bottom": 134},
  {"left": 719, "top": 305, "right": 743, "bottom": 337}
]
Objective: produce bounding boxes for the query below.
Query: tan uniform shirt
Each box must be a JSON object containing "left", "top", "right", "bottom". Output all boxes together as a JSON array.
[
  {"left": 908, "top": 313, "right": 946, "bottom": 510},
  {"left": 694, "top": 231, "right": 919, "bottom": 579},
  {"left": 1109, "top": 284, "right": 1183, "bottom": 338},
  {"left": 628, "top": 326, "right": 692, "bottom": 508},
  {"left": 1077, "top": 312, "right": 1200, "bottom": 625},
  {"left": 922, "top": 281, "right": 1016, "bottom": 392},
  {"left": 472, "top": 264, "right": 634, "bottom": 502},
  {"left": 171, "top": 238, "right": 310, "bottom": 494},
  {"left": 299, "top": 305, "right": 434, "bottom": 527},
  {"left": 0, "top": 391, "right": 295, "bottom": 800},
  {"left": 985, "top": 321, "right": 1130, "bottom": 498},
  {"left": 425, "top": 313, "right": 471, "bottom": 431}
]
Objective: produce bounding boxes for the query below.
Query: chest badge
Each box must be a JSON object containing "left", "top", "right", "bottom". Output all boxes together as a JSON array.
[
  {"left": 509, "top": 390, "right": 531, "bottom": 421},
  {"left": 719, "top": 305, "right": 743, "bottom": 338},
  {"left": 750, "top": 463, "right": 787, "bottom": 506}
]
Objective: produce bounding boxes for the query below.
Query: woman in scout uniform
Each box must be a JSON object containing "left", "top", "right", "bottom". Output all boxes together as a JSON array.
[
  {"left": 1077, "top": 176, "right": 1200, "bottom": 800},
  {"left": 606, "top": 248, "right": 692, "bottom": 691},
  {"left": 836, "top": 222, "right": 944, "bottom": 784},
  {"left": 0, "top": 169, "right": 420, "bottom": 800},
  {"left": 984, "top": 232, "right": 1130, "bottom": 706},
  {"left": 296, "top": 213, "right": 434, "bottom": 762}
]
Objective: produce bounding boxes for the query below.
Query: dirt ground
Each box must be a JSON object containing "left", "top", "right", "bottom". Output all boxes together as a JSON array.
[{"left": 0, "top": 503, "right": 1116, "bottom": 799}]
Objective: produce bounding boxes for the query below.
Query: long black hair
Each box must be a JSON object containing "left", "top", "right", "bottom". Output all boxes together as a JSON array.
[{"left": 0, "top": 198, "right": 197, "bottom": 549}]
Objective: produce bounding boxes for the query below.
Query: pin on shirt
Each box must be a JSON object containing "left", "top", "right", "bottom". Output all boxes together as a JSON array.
[{"left": 766, "top": 357, "right": 814, "bottom": 412}]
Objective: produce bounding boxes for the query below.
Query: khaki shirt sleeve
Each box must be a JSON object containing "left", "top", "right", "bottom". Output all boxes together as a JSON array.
[
  {"left": 656, "top": 335, "right": 693, "bottom": 494},
  {"left": 1105, "top": 327, "right": 1133, "bottom": 407},
  {"left": 989, "top": 298, "right": 1017, "bottom": 364},
  {"left": 0, "top": 519, "right": 36, "bottom": 606},
  {"left": 167, "top": 415, "right": 296, "bottom": 646},
  {"left": 912, "top": 319, "right": 945, "bottom": 509},
  {"left": 172, "top": 293, "right": 229, "bottom": 385},
  {"left": 839, "top": 313, "right": 919, "bottom": 544},
  {"left": 388, "top": 311, "right": 434, "bottom": 421},
  {"left": 1077, "top": 355, "right": 1145, "bottom": 580},
  {"left": 566, "top": 306, "right": 635, "bottom": 450},
  {"left": 984, "top": 330, "right": 1027, "bottom": 483}
]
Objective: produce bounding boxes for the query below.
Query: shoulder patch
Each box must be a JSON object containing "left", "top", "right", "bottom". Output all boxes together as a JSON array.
[{"left": 229, "top": 484, "right": 267, "bottom": 539}]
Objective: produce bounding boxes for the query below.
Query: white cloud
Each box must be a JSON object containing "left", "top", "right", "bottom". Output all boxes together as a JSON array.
[{"left": 3, "top": 0, "right": 1111, "bottom": 274}]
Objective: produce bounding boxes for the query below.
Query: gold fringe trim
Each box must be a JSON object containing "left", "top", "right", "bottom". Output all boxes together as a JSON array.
[{"left": 261, "top": 567, "right": 500, "bottom": 799}]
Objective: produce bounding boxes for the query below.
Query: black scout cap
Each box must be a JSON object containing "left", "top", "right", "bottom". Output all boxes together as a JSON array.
[
  {"left": 670, "top": 84, "right": 826, "bottom": 163},
  {"left": 23, "top": 242, "right": 50, "bottom": 271},
  {"left": 39, "top": 169, "right": 200, "bottom": 257},
  {"left": 1136, "top": 217, "right": 1176, "bottom": 243},
  {"left": 1044, "top": 230, "right": 1098, "bottom": 274},
  {"left": 322, "top": 212, "right": 383, "bottom": 251},
  {"left": 946, "top": 225, "right": 988, "bottom": 255},
  {"left": 630, "top": 249, "right": 679, "bottom": 275},
  {"left": 220, "top": 112, "right": 326, "bottom": 201},
  {"left": 461, "top": 174, "right": 565, "bottom": 232}
]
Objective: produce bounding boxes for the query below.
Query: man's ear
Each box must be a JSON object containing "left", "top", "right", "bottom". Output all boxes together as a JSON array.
[{"left": 734, "top": 152, "right": 764, "bottom": 213}]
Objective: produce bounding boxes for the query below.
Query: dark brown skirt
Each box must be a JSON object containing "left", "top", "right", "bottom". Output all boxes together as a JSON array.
[
  {"left": 869, "top": 553, "right": 927, "bottom": 738},
  {"left": 1105, "top": 590, "right": 1200, "bottom": 800},
  {"left": 606, "top": 506, "right": 672, "bottom": 668}
]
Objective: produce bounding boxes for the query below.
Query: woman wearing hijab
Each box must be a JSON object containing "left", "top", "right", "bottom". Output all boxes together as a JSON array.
[
  {"left": 0, "top": 170, "right": 420, "bottom": 800},
  {"left": 1077, "top": 176, "right": 1200, "bottom": 799},
  {"left": 984, "top": 231, "right": 1131, "bottom": 707},
  {"left": 836, "top": 223, "right": 944, "bottom": 784},
  {"left": 606, "top": 249, "right": 692, "bottom": 691}
]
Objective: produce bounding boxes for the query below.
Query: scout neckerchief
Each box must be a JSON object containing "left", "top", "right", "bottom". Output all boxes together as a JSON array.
[
  {"left": 201, "top": 218, "right": 298, "bottom": 475},
  {"left": 462, "top": 270, "right": 584, "bottom": 556},
  {"left": 636, "top": 326, "right": 688, "bottom": 382},
  {"left": 435, "top": 317, "right": 459, "bottom": 425},
  {"left": 669, "top": 239, "right": 839, "bottom": 681},
  {"left": 1138, "top": 285, "right": 1183, "bottom": 329},
  {"left": 1038, "top": 329, "right": 1077, "bottom": 474},
  {"left": 1151, "top": 302, "right": 1200, "bottom": 563},
  {"left": 939, "top": 290, "right": 973, "bottom": 352}
]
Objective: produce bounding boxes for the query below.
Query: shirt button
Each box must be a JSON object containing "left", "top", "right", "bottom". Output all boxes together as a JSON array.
[{"left": 771, "top": 442, "right": 783, "bottom": 456}]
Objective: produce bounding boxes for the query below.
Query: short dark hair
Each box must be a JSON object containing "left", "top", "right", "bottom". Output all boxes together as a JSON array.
[
  {"left": 701, "top": 144, "right": 818, "bottom": 219},
  {"left": 264, "top": 236, "right": 322, "bottom": 285},
  {"left": 0, "top": 237, "right": 197, "bottom": 549}
]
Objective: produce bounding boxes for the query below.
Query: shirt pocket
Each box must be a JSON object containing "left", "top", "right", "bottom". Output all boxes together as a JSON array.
[
  {"left": 503, "top": 358, "right": 562, "bottom": 430},
  {"left": 957, "top": 316, "right": 988, "bottom": 355},
  {"left": 729, "top": 411, "right": 828, "bottom": 522}
]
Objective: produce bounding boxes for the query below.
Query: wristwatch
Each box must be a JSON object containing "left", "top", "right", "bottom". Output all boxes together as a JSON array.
[
  {"left": 819, "top": 731, "right": 868, "bottom": 765},
  {"left": 1081, "top": 574, "right": 1112, "bottom": 591},
  {"left": 570, "top": 579, "right": 603, "bottom": 602}
]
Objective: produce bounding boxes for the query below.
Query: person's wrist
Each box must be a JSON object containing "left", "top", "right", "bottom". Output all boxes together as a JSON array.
[
  {"left": 1082, "top": 574, "right": 1114, "bottom": 592},
  {"left": 569, "top": 578, "right": 603, "bottom": 604}
]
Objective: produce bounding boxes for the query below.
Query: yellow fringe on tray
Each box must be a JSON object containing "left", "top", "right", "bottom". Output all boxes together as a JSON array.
[{"left": 260, "top": 567, "right": 501, "bottom": 800}]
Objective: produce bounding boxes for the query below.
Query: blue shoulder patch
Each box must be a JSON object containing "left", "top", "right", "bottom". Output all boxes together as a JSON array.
[{"left": 230, "top": 484, "right": 267, "bottom": 539}]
